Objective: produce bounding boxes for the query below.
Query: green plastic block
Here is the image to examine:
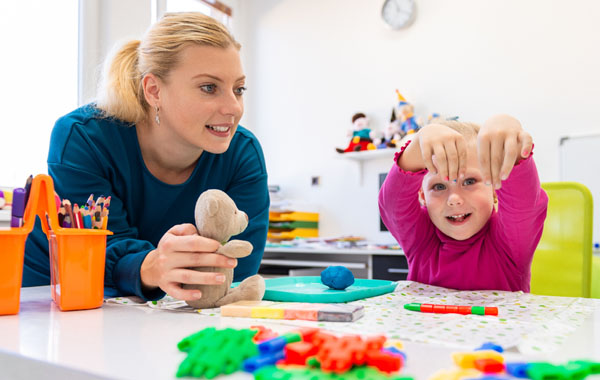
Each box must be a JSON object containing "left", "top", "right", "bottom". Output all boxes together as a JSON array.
[
  {"left": 527, "top": 362, "right": 568, "bottom": 380},
  {"left": 471, "top": 306, "right": 486, "bottom": 315},
  {"left": 561, "top": 362, "right": 589, "bottom": 380},
  {"left": 568, "top": 360, "right": 600, "bottom": 375}
]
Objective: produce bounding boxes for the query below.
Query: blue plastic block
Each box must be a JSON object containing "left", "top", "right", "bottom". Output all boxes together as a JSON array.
[
  {"left": 505, "top": 362, "right": 531, "bottom": 378},
  {"left": 475, "top": 342, "right": 504, "bottom": 353},
  {"left": 242, "top": 350, "right": 286, "bottom": 373}
]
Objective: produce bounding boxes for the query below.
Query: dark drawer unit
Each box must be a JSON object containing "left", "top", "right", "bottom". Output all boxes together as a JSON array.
[{"left": 372, "top": 254, "right": 409, "bottom": 281}]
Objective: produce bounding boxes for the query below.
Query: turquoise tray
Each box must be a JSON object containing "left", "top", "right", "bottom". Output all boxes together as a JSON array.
[{"left": 259, "top": 276, "right": 397, "bottom": 303}]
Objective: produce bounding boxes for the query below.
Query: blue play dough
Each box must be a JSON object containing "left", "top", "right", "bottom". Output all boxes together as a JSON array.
[{"left": 321, "top": 266, "right": 355, "bottom": 290}]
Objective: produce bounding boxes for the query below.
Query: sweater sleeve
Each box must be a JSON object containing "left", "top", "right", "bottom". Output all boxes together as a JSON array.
[
  {"left": 492, "top": 155, "right": 549, "bottom": 270},
  {"left": 378, "top": 142, "right": 434, "bottom": 255},
  {"left": 47, "top": 116, "right": 164, "bottom": 301},
  {"left": 223, "top": 131, "right": 269, "bottom": 282}
]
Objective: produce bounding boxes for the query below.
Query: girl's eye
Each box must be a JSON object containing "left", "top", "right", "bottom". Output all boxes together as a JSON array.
[
  {"left": 432, "top": 183, "right": 446, "bottom": 191},
  {"left": 463, "top": 178, "right": 476, "bottom": 186},
  {"left": 234, "top": 86, "right": 247, "bottom": 96},
  {"left": 200, "top": 84, "right": 217, "bottom": 94}
]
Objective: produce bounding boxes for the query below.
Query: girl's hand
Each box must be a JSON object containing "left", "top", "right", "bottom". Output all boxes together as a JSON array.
[
  {"left": 416, "top": 123, "right": 469, "bottom": 182},
  {"left": 140, "top": 223, "right": 238, "bottom": 301},
  {"left": 478, "top": 114, "right": 533, "bottom": 189}
]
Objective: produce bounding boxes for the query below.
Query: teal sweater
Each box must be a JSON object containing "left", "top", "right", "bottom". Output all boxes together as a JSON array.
[{"left": 24, "top": 105, "right": 269, "bottom": 300}]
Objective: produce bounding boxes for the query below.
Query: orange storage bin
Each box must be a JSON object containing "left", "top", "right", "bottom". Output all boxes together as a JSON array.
[{"left": 0, "top": 174, "right": 112, "bottom": 314}]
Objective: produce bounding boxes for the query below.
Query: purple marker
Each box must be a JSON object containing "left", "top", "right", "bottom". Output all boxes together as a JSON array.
[{"left": 11, "top": 188, "right": 26, "bottom": 228}]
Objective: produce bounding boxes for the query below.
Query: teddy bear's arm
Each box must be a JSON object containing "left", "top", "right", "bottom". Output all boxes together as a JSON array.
[{"left": 216, "top": 240, "right": 253, "bottom": 258}]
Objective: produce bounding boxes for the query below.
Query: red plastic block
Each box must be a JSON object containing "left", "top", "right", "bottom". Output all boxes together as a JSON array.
[
  {"left": 365, "top": 349, "right": 403, "bottom": 373},
  {"left": 474, "top": 358, "right": 505, "bottom": 373},
  {"left": 458, "top": 306, "right": 472, "bottom": 315},
  {"left": 284, "top": 341, "right": 318, "bottom": 365},
  {"left": 250, "top": 325, "right": 278, "bottom": 343}
]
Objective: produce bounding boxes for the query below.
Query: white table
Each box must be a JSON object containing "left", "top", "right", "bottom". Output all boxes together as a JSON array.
[{"left": 0, "top": 286, "right": 599, "bottom": 380}]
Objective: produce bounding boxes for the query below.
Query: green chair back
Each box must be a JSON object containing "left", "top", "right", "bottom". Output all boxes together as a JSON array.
[{"left": 530, "top": 182, "right": 593, "bottom": 298}]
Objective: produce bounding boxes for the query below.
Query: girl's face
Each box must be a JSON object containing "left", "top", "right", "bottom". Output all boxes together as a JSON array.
[
  {"left": 419, "top": 144, "right": 495, "bottom": 240},
  {"left": 158, "top": 44, "right": 246, "bottom": 154}
]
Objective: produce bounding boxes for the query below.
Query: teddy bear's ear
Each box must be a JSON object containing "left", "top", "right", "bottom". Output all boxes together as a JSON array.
[{"left": 206, "top": 197, "right": 219, "bottom": 217}]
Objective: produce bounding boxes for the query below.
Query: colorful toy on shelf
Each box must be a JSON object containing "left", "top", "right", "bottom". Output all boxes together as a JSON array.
[
  {"left": 395, "top": 90, "right": 421, "bottom": 137},
  {"left": 321, "top": 266, "right": 355, "bottom": 290},
  {"left": 374, "top": 108, "right": 403, "bottom": 149},
  {"left": 335, "top": 112, "right": 376, "bottom": 153},
  {"left": 183, "top": 190, "right": 265, "bottom": 309},
  {"left": 268, "top": 210, "right": 319, "bottom": 241}
]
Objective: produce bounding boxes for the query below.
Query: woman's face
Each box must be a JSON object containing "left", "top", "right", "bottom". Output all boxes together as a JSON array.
[{"left": 158, "top": 44, "right": 246, "bottom": 154}]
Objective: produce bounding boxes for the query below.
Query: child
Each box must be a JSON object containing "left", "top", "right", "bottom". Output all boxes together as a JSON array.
[{"left": 379, "top": 115, "right": 548, "bottom": 292}]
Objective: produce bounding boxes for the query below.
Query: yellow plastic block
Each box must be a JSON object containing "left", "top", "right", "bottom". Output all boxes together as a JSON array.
[
  {"left": 251, "top": 306, "right": 285, "bottom": 319},
  {"left": 384, "top": 339, "right": 404, "bottom": 350},
  {"left": 428, "top": 368, "right": 481, "bottom": 380},
  {"left": 268, "top": 228, "right": 319, "bottom": 239},
  {"left": 269, "top": 211, "right": 319, "bottom": 222},
  {"left": 452, "top": 350, "right": 504, "bottom": 369}
]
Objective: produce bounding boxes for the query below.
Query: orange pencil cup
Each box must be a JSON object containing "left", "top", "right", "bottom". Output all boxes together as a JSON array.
[
  {"left": 49, "top": 228, "right": 110, "bottom": 311},
  {"left": 0, "top": 174, "right": 112, "bottom": 314},
  {"left": 0, "top": 230, "right": 28, "bottom": 315}
]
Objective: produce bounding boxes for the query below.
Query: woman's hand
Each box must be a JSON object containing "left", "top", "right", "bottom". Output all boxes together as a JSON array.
[
  {"left": 416, "top": 123, "right": 469, "bottom": 182},
  {"left": 478, "top": 114, "right": 533, "bottom": 189},
  {"left": 140, "top": 223, "right": 238, "bottom": 301}
]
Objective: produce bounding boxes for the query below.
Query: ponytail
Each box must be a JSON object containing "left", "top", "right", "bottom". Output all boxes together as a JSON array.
[{"left": 96, "top": 40, "right": 147, "bottom": 124}]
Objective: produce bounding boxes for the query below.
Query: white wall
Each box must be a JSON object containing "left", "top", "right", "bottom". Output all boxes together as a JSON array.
[
  {"left": 235, "top": 0, "right": 600, "bottom": 242},
  {"left": 81, "top": 0, "right": 600, "bottom": 243}
]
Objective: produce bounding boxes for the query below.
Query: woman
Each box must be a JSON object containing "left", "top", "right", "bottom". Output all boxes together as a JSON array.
[{"left": 24, "top": 12, "right": 269, "bottom": 302}]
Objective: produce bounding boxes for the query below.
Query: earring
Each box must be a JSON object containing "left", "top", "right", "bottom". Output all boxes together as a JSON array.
[{"left": 154, "top": 105, "right": 160, "bottom": 125}]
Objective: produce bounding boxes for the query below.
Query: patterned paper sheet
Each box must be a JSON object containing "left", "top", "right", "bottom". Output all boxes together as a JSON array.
[{"left": 105, "top": 281, "right": 597, "bottom": 355}]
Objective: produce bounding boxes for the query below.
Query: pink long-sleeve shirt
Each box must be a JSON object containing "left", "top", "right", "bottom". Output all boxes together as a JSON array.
[{"left": 379, "top": 147, "right": 548, "bottom": 292}]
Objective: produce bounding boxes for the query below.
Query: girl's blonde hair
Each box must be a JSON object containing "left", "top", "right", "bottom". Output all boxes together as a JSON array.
[
  {"left": 96, "top": 12, "right": 240, "bottom": 124},
  {"left": 430, "top": 119, "right": 480, "bottom": 140}
]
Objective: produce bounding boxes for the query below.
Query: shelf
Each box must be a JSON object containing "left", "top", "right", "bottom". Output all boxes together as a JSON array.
[
  {"left": 337, "top": 149, "right": 396, "bottom": 161},
  {"left": 336, "top": 149, "right": 397, "bottom": 184}
]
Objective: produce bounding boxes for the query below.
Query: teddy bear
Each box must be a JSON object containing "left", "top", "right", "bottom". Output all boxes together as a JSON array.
[{"left": 184, "top": 189, "right": 265, "bottom": 309}]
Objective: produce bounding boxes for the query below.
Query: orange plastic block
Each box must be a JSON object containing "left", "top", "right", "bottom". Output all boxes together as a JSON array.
[
  {"left": 445, "top": 305, "right": 459, "bottom": 314},
  {"left": 433, "top": 304, "right": 447, "bottom": 313},
  {"left": 458, "top": 306, "right": 472, "bottom": 315},
  {"left": 250, "top": 325, "right": 278, "bottom": 343}
]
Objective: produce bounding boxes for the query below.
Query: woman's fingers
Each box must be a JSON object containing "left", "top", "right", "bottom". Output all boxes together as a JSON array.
[
  {"left": 166, "top": 268, "right": 227, "bottom": 286},
  {"left": 169, "top": 252, "right": 238, "bottom": 269},
  {"left": 161, "top": 282, "right": 202, "bottom": 301},
  {"left": 168, "top": 223, "right": 199, "bottom": 236},
  {"left": 161, "top": 233, "right": 221, "bottom": 254}
]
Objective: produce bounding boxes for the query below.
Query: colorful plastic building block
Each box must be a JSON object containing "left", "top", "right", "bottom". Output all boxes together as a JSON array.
[
  {"left": 474, "top": 358, "right": 505, "bottom": 373},
  {"left": 176, "top": 327, "right": 258, "bottom": 379},
  {"left": 452, "top": 350, "right": 504, "bottom": 369},
  {"left": 475, "top": 342, "right": 504, "bottom": 353},
  {"left": 505, "top": 362, "right": 531, "bottom": 378},
  {"left": 258, "top": 332, "right": 302, "bottom": 355}
]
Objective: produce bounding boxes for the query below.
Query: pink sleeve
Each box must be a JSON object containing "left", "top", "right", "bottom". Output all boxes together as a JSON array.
[
  {"left": 378, "top": 141, "right": 434, "bottom": 253},
  {"left": 492, "top": 155, "right": 549, "bottom": 270}
]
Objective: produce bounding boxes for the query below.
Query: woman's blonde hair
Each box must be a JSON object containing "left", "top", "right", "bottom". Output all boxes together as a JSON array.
[{"left": 96, "top": 12, "right": 240, "bottom": 124}]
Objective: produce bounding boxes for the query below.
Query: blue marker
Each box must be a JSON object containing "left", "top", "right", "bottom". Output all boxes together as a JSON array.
[{"left": 11, "top": 188, "right": 25, "bottom": 228}]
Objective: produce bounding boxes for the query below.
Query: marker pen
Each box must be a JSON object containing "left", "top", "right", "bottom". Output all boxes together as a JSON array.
[{"left": 11, "top": 188, "right": 26, "bottom": 228}]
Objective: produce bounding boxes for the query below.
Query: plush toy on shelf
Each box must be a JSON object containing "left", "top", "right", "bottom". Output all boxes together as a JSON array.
[
  {"left": 395, "top": 90, "right": 421, "bottom": 137},
  {"left": 184, "top": 189, "right": 265, "bottom": 309},
  {"left": 375, "top": 108, "right": 403, "bottom": 149},
  {"left": 335, "top": 112, "right": 376, "bottom": 153}
]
